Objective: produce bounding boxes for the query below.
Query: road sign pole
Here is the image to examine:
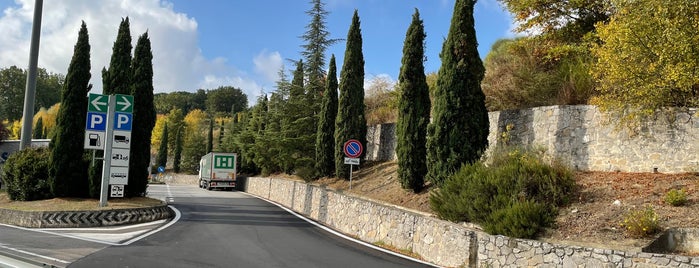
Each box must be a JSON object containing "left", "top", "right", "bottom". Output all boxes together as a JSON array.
[
  {"left": 99, "top": 95, "right": 116, "bottom": 207},
  {"left": 349, "top": 164, "right": 353, "bottom": 190}
]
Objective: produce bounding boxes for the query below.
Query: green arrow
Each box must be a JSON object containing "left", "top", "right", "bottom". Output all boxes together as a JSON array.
[
  {"left": 115, "top": 94, "right": 133, "bottom": 113},
  {"left": 88, "top": 94, "right": 107, "bottom": 112}
]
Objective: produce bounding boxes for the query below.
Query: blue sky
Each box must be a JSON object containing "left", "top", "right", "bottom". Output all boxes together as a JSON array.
[{"left": 0, "top": 0, "right": 515, "bottom": 104}]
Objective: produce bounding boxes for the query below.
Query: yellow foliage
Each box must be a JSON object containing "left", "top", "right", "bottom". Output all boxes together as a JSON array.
[
  {"left": 150, "top": 114, "right": 167, "bottom": 153},
  {"left": 592, "top": 0, "right": 699, "bottom": 128}
]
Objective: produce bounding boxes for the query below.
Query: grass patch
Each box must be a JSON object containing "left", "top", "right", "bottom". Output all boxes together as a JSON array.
[{"left": 0, "top": 191, "right": 164, "bottom": 211}]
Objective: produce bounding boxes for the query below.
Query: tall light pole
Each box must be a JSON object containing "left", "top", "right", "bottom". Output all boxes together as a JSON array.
[{"left": 19, "top": 0, "right": 44, "bottom": 149}]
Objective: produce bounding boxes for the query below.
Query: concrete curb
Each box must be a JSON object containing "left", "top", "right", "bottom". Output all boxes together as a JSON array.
[{"left": 0, "top": 205, "right": 174, "bottom": 228}]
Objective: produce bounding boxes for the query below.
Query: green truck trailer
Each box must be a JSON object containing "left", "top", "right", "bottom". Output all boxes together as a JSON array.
[{"left": 198, "top": 152, "right": 237, "bottom": 190}]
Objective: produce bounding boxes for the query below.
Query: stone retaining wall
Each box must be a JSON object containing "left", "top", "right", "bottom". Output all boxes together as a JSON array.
[
  {"left": 0, "top": 205, "right": 173, "bottom": 228},
  {"left": 244, "top": 176, "right": 699, "bottom": 267},
  {"left": 366, "top": 105, "right": 699, "bottom": 173}
]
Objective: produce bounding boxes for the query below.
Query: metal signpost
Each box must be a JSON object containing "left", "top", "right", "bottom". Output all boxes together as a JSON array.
[
  {"left": 343, "top": 139, "right": 363, "bottom": 190},
  {"left": 84, "top": 93, "right": 133, "bottom": 207}
]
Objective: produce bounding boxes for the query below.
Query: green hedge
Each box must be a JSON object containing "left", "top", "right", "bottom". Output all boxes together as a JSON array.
[
  {"left": 3, "top": 147, "right": 53, "bottom": 201},
  {"left": 430, "top": 148, "right": 575, "bottom": 238}
]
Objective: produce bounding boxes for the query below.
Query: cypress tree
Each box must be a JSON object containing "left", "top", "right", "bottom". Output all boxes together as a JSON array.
[
  {"left": 90, "top": 17, "right": 133, "bottom": 194},
  {"left": 33, "top": 117, "right": 44, "bottom": 139},
  {"left": 102, "top": 17, "right": 132, "bottom": 95},
  {"left": 49, "top": 22, "right": 91, "bottom": 197},
  {"left": 426, "top": 0, "right": 489, "bottom": 186},
  {"left": 218, "top": 123, "right": 224, "bottom": 151},
  {"left": 335, "top": 11, "right": 366, "bottom": 180},
  {"left": 315, "top": 55, "right": 338, "bottom": 177},
  {"left": 173, "top": 127, "right": 182, "bottom": 173},
  {"left": 156, "top": 124, "right": 168, "bottom": 168},
  {"left": 127, "top": 32, "right": 156, "bottom": 197},
  {"left": 397, "top": 9, "right": 430, "bottom": 192}
]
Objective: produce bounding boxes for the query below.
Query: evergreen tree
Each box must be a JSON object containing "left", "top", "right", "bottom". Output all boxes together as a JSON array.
[
  {"left": 33, "top": 117, "right": 44, "bottom": 139},
  {"left": 397, "top": 10, "right": 430, "bottom": 192},
  {"left": 218, "top": 123, "right": 224, "bottom": 151},
  {"left": 280, "top": 60, "right": 316, "bottom": 176},
  {"left": 315, "top": 54, "right": 338, "bottom": 177},
  {"left": 90, "top": 17, "right": 133, "bottom": 193},
  {"left": 156, "top": 124, "right": 168, "bottom": 168},
  {"left": 49, "top": 22, "right": 91, "bottom": 197},
  {"left": 207, "top": 117, "right": 214, "bottom": 153},
  {"left": 335, "top": 11, "right": 366, "bottom": 180},
  {"left": 173, "top": 127, "right": 182, "bottom": 173},
  {"left": 127, "top": 32, "right": 156, "bottom": 197},
  {"left": 102, "top": 17, "right": 132, "bottom": 95},
  {"left": 426, "top": 0, "right": 489, "bottom": 186},
  {"left": 301, "top": 0, "right": 340, "bottom": 104}
]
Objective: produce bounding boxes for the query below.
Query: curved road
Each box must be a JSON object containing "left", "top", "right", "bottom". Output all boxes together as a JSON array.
[{"left": 68, "top": 185, "right": 433, "bottom": 268}]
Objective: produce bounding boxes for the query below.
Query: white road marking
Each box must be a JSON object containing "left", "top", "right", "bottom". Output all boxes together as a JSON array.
[{"left": 0, "top": 243, "right": 69, "bottom": 265}]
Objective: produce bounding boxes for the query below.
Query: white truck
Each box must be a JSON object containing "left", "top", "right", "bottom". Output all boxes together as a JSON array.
[{"left": 198, "top": 152, "right": 237, "bottom": 191}]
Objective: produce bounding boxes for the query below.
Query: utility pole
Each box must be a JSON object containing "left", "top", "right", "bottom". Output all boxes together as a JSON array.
[{"left": 19, "top": 0, "right": 44, "bottom": 149}]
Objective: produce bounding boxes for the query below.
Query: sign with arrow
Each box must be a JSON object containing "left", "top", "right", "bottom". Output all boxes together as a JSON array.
[
  {"left": 115, "top": 94, "right": 133, "bottom": 113},
  {"left": 88, "top": 93, "right": 108, "bottom": 112}
]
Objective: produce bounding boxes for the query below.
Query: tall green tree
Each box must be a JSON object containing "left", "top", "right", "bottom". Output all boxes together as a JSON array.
[
  {"left": 166, "top": 108, "right": 185, "bottom": 155},
  {"left": 49, "top": 22, "right": 91, "bottom": 197},
  {"left": 102, "top": 17, "right": 132, "bottom": 95},
  {"left": 397, "top": 10, "right": 430, "bottom": 192},
  {"left": 281, "top": 60, "right": 316, "bottom": 178},
  {"left": 315, "top": 55, "right": 338, "bottom": 177},
  {"left": 592, "top": 0, "right": 699, "bottom": 127},
  {"left": 156, "top": 124, "right": 168, "bottom": 168},
  {"left": 90, "top": 17, "right": 133, "bottom": 193},
  {"left": 173, "top": 127, "right": 182, "bottom": 173},
  {"left": 128, "top": 32, "right": 156, "bottom": 197},
  {"left": 33, "top": 117, "right": 44, "bottom": 139},
  {"left": 426, "top": 0, "right": 489, "bottom": 186},
  {"left": 301, "top": 0, "right": 339, "bottom": 105},
  {"left": 207, "top": 118, "right": 214, "bottom": 153},
  {"left": 335, "top": 11, "right": 366, "bottom": 180}
]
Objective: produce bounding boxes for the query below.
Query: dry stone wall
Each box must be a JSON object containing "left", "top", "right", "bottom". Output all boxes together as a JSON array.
[
  {"left": 366, "top": 105, "right": 699, "bottom": 173},
  {"left": 243, "top": 176, "right": 699, "bottom": 267}
]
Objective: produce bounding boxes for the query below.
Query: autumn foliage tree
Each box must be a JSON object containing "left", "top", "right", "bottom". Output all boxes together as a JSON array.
[{"left": 592, "top": 0, "right": 699, "bottom": 126}]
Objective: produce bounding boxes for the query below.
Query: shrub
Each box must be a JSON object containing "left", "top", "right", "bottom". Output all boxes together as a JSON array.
[
  {"left": 430, "top": 147, "right": 575, "bottom": 238},
  {"left": 620, "top": 205, "right": 660, "bottom": 238},
  {"left": 484, "top": 200, "right": 555, "bottom": 239},
  {"left": 664, "top": 189, "right": 687, "bottom": 206},
  {"left": 2, "top": 147, "right": 53, "bottom": 201}
]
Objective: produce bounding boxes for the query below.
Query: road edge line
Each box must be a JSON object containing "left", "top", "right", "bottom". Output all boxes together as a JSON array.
[
  {"left": 239, "top": 191, "right": 441, "bottom": 268},
  {"left": 0, "top": 243, "right": 70, "bottom": 265},
  {"left": 119, "top": 205, "right": 181, "bottom": 246}
]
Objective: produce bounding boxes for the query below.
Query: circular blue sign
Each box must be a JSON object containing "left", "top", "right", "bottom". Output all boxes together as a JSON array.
[{"left": 158, "top": 166, "right": 165, "bottom": 173}]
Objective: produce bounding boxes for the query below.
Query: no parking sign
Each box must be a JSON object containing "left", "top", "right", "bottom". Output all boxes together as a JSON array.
[{"left": 343, "top": 139, "right": 363, "bottom": 158}]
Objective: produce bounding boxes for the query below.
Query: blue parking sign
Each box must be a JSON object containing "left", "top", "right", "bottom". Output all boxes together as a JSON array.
[
  {"left": 114, "top": 112, "right": 133, "bottom": 131},
  {"left": 86, "top": 112, "right": 107, "bottom": 131}
]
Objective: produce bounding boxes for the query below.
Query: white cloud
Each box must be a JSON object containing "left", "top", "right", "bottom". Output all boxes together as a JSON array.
[
  {"left": 0, "top": 0, "right": 261, "bottom": 105},
  {"left": 253, "top": 50, "right": 283, "bottom": 83}
]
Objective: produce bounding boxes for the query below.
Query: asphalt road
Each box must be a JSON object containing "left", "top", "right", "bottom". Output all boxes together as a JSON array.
[{"left": 64, "top": 184, "right": 434, "bottom": 268}]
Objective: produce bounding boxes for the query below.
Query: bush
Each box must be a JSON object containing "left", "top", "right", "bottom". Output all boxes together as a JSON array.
[
  {"left": 664, "top": 189, "right": 687, "bottom": 206},
  {"left": 484, "top": 200, "right": 555, "bottom": 239},
  {"left": 620, "top": 205, "right": 660, "bottom": 238},
  {"left": 2, "top": 147, "right": 53, "bottom": 201},
  {"left": 430, "top": 147, "right": 575, "bottom": 238}
]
